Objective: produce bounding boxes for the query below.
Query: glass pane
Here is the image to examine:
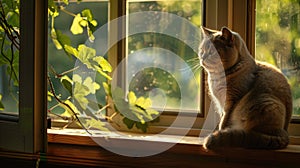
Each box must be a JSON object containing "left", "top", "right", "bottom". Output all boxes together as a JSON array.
[
  {"left": 48, "top": 1, "right": 109, "bottom": 116},
  {"left": 0, "top": 0, "right": 20, "bottom": 115},
  {"left": 127, "top": 0, "right": 202, "bottom": 113},
  {"left": 256, "top": 0, "right": 300, "bottom": 117}
]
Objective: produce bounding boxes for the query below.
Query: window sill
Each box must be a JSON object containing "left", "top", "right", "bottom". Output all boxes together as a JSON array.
[
  {"left": 46, "top": 128, "right": 300, "bottom": 167},
  {"left": 1, "top": 127, "right": 299, "bottom": 167}
]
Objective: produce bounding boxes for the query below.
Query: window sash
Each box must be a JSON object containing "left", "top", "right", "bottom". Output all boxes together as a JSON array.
[{"left": 0, "top": 0, "right": 47, "bottom": 153}]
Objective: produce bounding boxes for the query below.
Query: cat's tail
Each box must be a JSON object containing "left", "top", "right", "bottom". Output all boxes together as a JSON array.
[{"left": 203, "top": 129, "right": 289, "bottom": 150}]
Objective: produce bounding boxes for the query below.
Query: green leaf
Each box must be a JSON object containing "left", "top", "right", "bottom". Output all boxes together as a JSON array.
[
  {"left": 102, "top": 82, "right": 111, "bottom": 96},
  {"left": 83, "top": 77, "right": 100, "bottom": 94},
  {"left": 0, "top": 94, "right": 4, "bottom": 111},
  {"left": 57, "top": 30, "right": 71, "bottom": 48},
  {"left": 70, "top": 14, "right": 84, "bottom": 35},
  {"left": 6, "top": 11, "right": 19, "bottom": 27},
  {"left": 90, "top": 20, "right": 97, "bottom": 27},
  {"left": 50, "top": 29, "right": 63, "bottom": 50},
  {"left": 127, "top": 91, "right": 136, "bottom": 106},
  {"left": 64, "top": 45, "right": 78, "bottom": 57},
  {"left": 136, "top": 122, "right": 148, "bottom": 133},
  {"left": 77, "top": 44, "right": 96, "bottom": 68},
  {"left": 93, "top": 56, "right": 112, "bottom": 72},
  {"left": 122, "top": 117, "right": 135, "bottom": 129},
  {"left": 79, "top": 20, "right": 88, "bottom": 27},
  {"left": 47, "top": 91, "right": 54, "bottom": 101},
  {"left": 73, "top": 74, "right": 82, "bottom": 83},
  {"left": 73, "top": 82, "right": 89, "bottom": 110},
  {"left": 62, "top": 0, "right": 69, "bottom": 5},
  {"left": 84, "top": 118, "right": 108, "bottom": 131},
  {"left": 81, "top": 9, "right": 98, "bottom": 26},
  {"left": 81, "top": 9, "right": 93, "bottom": 21},
  {"left": 60, "top": 99, "right": 80, "bottom": 117},
  {"left": 60, "top": 75, "right": 73, "bottom": 95},
  {"left": 48, "top": 0, "right": 59, "bottom": 16}
]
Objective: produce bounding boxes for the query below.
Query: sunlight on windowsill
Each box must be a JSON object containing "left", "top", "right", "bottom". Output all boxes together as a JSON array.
[{"left": 48, "top": 127, "right": 300, "bottom": 154}]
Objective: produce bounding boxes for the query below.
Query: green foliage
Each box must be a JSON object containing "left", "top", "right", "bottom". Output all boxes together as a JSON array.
[
  {"left": 0, "top": 0, "right": 20, "bottom": 85},
  {"left": 256, "top": 0, "right": 300, "bottom": 115},
  {"left": 0, "top": 94, "right": 4, "bottom": 111},
  {"left": 1, "top": 0, "right": 160, "bottom": 133},
  {"left": 112, "top": 89, "right": 160, "bottom": 132}
]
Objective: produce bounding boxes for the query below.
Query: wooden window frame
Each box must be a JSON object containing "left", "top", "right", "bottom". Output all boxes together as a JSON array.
[
  {"left": 1, "top": 1, "right": 300, "bottom": 167},
  {"left": 0, "top": 0, "right": 47, "bottom": 153},
  {"left": 50, "top": 0, "right": 300, "bottom": 138}
]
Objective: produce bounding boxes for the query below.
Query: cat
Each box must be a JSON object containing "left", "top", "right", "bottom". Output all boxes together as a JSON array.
[{"left": 199, "top": 26, "right": 293, "bottom": 150}]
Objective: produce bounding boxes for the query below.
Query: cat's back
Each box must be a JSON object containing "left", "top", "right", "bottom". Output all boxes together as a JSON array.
[
  {"left": 253, "top": 61, "right": 292, "bottom": 118},
  {"left": 255, "top": 61, "right": 291, "bottom": 95}
]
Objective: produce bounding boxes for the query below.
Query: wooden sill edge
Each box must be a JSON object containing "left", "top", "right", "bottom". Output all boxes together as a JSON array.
[
  {"left": 47, "top": 128, "right": 300, "bottom": 154},
  {"left": 1, "top": 128, "right": 299, "bottom": 167}
]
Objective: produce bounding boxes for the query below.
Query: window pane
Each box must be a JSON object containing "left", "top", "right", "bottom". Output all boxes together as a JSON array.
[
  {"left": 126, "top": 0, "right": 202, "bottom": 113},
  {"left": 256, "top": 0, "right": 300, "bottom": 117},
  {"left": 0, "top": 0, "right": 20, "bottom": 114},
  {"left": 48, "top": 1, "right": 109, "bottom": 115}
]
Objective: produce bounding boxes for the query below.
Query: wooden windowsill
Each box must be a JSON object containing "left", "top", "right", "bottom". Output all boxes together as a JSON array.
[
  {"left": 45, "top": 128, "right": 300, "bottom": 167},
  {"left": 1, "top": 128, "right": 300, "bottom": 167}
]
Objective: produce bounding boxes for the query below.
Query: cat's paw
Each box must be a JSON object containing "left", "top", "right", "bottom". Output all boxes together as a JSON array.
[{"left": 203, "top": 132, "right": 221, "bottom": 150}]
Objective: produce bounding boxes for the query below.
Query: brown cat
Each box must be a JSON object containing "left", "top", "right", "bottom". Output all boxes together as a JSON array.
[{"left": 199, "top": 27, "right": 292, "bottom": 150}]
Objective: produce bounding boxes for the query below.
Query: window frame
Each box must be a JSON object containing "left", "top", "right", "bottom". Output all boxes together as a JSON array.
[
  {"left": 0, "top": 0, "right": 299, "bottom": 166},
  {"left": 50, "top": 0, "right": 300, "bottom": 138},
  {"left": 107, "top": 0, "right": 252, "bottom": 135},
  {"left": 0, "top": 0, "right": 47, "bottom": 153},
  {"left": 105, "top": 0, "right": 207, "bottom": 135}
]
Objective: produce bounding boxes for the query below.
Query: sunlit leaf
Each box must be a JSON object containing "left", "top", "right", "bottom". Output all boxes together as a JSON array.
[
  {"left": 90, "top": 20, "right": 97, "bottom": 27},
  {"left": 60, "top": 99, "right": 80, "bottom": 117},
  {"left": 6, "top": 11, "right": 19, "bottom": 27},
  {"left": 72, "top": 74, "right": 82, "bottom": 83},
  {"left": 60, "top": 75, "right": 73, "bottom": 95},
  {"left": 84, "top": 118, "right": 108, "bottom": 131},
  {"left": 102, "top": 82, "right": 111, "bottom": 96},
  {"left": 83, "top": 77, "right": 100, "bottom": 94},
  {"left": 146, "top": 109, "right": 160, "bottom": 116},
  {"left": 135, "top": 97, "right": 145, "bottom": 108},
  {"left": 73, "top": 82, "right": 89, "bottom": 110},
  {"left": 70, "top": 14, "right": 84, "bottom": 34},
  {"left": 81, "top": 9, "right": 93, "bottom": 21},
  {"left": 93, "top": 56, "right": 112, "bottom": 72},
  {"left": 64, "top": 45, "right": 78, "bottom": 57},
  {"left": 77, "top": 44, "right": 96, "bottom": 69},
  {"left": 81, "top": 9, "right": 98, "bottom": 26},
  {"left": 79, "top": 20, "right": 88, "bottom": 27},
  {"left": 127, "top": 91, "right": 136, "bottom": 106},
  {"left": 97, "top": 70, "right": 112, "bottom": 80},
  {"left": 62, "top": 0, "right": 69, "bottom": 5},
  {"left": 0, "top": 94, "right": 4, "bottom": 111},
  {"left": 50, "top": 29, "right": 63, "bottom": 49},
  {"left": 47, "top": 91, "right": 53, "bottom": 101}
]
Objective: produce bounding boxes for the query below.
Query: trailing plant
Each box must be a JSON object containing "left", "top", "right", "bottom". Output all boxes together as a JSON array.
[{"left": 0, "top": 0, "right": 159, "bottom": 133}]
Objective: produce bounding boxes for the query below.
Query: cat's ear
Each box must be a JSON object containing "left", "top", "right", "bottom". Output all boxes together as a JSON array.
[
  {"left": 201, "top": 26, "right": 217, "bottom": 36},
  {"left": 221, "top": 27, "right": 234, "bottom": 43}
]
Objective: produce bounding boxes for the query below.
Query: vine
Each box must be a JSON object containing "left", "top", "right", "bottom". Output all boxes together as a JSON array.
[{"left": 0, "top": 0, "right": 160, "bottom": 133}]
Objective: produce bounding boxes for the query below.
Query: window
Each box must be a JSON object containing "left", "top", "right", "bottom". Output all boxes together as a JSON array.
[
  {"left": 47, "top": 0, "right": 205, "bottom": 135},
  {"left": 47, "top": 0, "right": 300, "bottom": 138},
  {"left": 0, "top": 0, "right": 20, "bottom": 118},
  {"left": 0, "top": 0, "right": 47, "bottom": 153},
  {"left": 48, "top": 0, "right": 109, "bottom": 116},
  {"left": 1, "top": 0, "right": 300, "bottom": 158},
  {"left": 126, "top": 0, "right": 202, "bottom": 112},
  {"left": 256, "top": 0, "right": 300, "bottom": 119}
]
